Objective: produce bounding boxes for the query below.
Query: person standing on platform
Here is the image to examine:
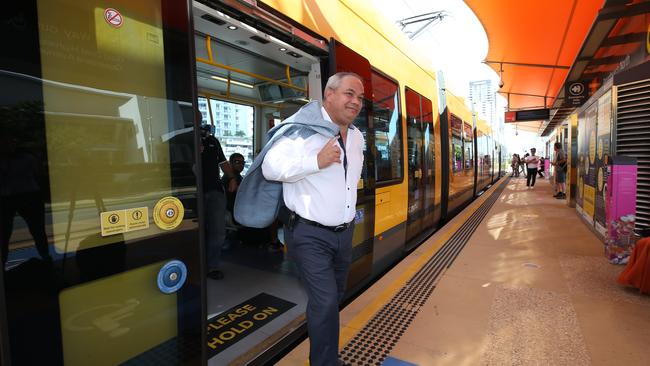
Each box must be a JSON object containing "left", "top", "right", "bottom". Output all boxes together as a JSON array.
[
  {"left": 553, "top": 142, "right": 567, "bottom": 199},
  {"left": 262, "top": 72, "right": 365, "bottom": 366},
  {"left": 524, "top": 148, "right": 540, "bottom": 188},
  {"left": 521, "top": 152, "right": 529, "bottom": 177},
  {"left": 200, "top": 116, "right": 237, "bottom": 280}
]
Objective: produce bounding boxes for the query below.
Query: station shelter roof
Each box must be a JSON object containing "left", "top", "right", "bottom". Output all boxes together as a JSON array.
[{"left": 465, "top": 0, "right": 611, "bottom": 134}]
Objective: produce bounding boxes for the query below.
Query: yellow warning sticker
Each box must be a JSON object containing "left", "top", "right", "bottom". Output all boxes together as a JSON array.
[
  {"left": 101, "top": 207, "right": 150, "bottom": 236},
  {"left": 153, "top": 197, "right": 184, "bottom": 231},
  {"left": 127, "top": 207, "right": 149, "bottom": 231},
  {"left": 100, "top": 210, "right": 127, "bottom": 237}
]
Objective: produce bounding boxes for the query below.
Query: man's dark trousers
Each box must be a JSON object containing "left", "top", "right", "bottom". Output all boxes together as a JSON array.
[
  {"left": 286, "top": 221, "right": 354, "bottom": 366},
  {"left": 526, "top": 167, "right": 538, "bottom": 187}
]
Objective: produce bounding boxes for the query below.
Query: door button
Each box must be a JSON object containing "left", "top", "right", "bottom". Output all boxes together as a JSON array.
[{"left": 157, "top": 260, "right": 187, "bottom": 294}]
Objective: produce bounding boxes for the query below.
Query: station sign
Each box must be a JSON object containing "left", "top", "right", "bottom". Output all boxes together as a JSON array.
[
  {"left": 565, "top": 81, "right": 588, "bottom": 106},
  {"left": 504, "top": 108, "right": 550, "bottom": 123}
]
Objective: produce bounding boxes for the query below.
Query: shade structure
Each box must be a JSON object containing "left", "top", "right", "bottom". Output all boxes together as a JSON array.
[{"left": 465, "top": 0, "right": 604, "bottom": 115}]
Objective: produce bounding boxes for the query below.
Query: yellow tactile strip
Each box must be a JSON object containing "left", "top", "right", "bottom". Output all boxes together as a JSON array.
[
  {"left": 338, "top": 179, "right": 510, "bottom": 366},
  {"left": 482, "top": 285, "right": 591, "bottom": 366}
]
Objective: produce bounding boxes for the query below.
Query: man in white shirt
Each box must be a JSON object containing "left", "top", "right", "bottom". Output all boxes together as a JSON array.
[
  {"left": 262, "top": 72, "right": 365, "bottom": 366},
  {"left": 525, "top": 148, "right": 540, "bottom": 188}
]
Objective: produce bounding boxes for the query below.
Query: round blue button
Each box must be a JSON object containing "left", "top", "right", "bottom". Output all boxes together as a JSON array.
[{"left": 157, "top": 260, "right": 187, "bottom": 294}]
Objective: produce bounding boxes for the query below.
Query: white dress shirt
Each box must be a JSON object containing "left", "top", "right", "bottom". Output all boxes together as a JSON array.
[
  {"left": 262, "top": 107, "right": 364, "bottom": 226},
  {"left": 525, "top": 154, "right": 539, "bottom": 169}
]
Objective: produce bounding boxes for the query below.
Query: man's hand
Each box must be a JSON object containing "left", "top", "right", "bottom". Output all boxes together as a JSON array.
[
  {"left": 228, "top": 178, "right": 238, "bottom": 193},
  {"left": 317, "top": 138, "right": 341, "bottom": 169}
]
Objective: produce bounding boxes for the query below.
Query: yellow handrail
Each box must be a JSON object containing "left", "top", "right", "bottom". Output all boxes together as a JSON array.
[
  {"left": 199, "top": 90, "right": 283, "bottom": 110},
  {"left": 206, "top": 34, "right": 215, "bottom": 63},
  {"left": 285, "top": 65, "right": 293, "bottom": 86},
  {"left": 197, "top": 35, "right": 308, "bottom": 93}
]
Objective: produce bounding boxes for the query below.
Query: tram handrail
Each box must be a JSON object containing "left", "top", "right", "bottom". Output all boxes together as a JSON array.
[
  {"left": 199, "top": 90, "right": 283, "bottom": 110},
  {"left": 196, "top": 35, "right": 308, "bottom": 93}
]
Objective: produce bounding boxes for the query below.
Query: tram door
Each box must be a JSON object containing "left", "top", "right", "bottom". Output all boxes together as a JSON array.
[
  {"left": 328, "top": 40, "right": 376, "bottom": 291},
  {"left": 1, "top": 1, "right": 203, "bottom": 365},
  {"left": 405, "top": 88, "right": 425, "bottom": 242},
  {"left": 405, "top": 88, "right": 436, "bottom": 243}
]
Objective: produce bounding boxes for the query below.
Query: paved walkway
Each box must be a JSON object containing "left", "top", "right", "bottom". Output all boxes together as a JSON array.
[{"left": 280, "top": 176, "right": 650, "bottom": 366}]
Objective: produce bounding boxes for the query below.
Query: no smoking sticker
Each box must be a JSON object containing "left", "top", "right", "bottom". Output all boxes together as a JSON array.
[
  {"left": 153, "top": 197, "right": 184, "bottom": 231},
  {"left": 104, "top": 8, "right": 123, "bottom": 28}
]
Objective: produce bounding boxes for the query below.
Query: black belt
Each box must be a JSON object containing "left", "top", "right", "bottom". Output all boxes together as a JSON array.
[{"left": 296, "top": 215, "right": 351, "bottom": 232}]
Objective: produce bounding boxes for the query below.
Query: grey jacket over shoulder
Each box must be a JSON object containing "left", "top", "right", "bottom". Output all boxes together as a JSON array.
[{"left": 234, "top": 100, "right": 340, "bottom": 228}]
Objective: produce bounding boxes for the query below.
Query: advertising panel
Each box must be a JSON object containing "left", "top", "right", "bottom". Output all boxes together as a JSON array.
[
  {"left": 580, "top": 102, "right": 598, "bottom": 224},
  {"left": 575, "top": 109, "right": 586, "bottom": 210},
  {"left": 605, "top": 157, "right": 637, "bottom": 264},
  {"left": 594, "top": 90, "right": 612, "bottom": 235}
]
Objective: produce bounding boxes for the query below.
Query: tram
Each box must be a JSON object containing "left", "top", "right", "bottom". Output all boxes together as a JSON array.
[{"left": 0, "top": 1, "right": 506, "bottom": 364}]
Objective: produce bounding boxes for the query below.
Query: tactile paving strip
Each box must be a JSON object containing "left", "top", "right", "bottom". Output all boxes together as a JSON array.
[{"left": 339, "top": 179, "right": 510, "bottom": 366}]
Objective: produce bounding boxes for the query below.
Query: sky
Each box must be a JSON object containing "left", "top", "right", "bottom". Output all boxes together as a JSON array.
[{"left": 371, "top": 0, "right": 542, "bottom": 153}]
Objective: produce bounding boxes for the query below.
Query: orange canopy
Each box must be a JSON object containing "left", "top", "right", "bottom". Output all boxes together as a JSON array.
[{"left": 465, "top": 0, "right": 603, "bottom": 112}]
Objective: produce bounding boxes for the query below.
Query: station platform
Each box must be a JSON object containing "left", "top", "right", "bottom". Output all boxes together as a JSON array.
[{"left": 279, "top": 176, "right": 650, "bottom": 366}]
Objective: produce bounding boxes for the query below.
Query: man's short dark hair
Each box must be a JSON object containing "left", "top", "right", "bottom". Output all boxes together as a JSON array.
[{"left": 554, "top": 142, "right": 562, "bottom": 149}]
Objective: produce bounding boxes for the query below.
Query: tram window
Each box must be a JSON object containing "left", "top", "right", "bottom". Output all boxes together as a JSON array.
[
  {"left": 201, "top": 97, "right": 255, "bottom": 174},
  {"left": 405, "top": 87, "right": 423, "bottom": 189},
  {"left": 422, "top": 96, "right": 435, "bottom": 181},
  {"left": 198, "top": 97, "right": 209, "bottom": 123},
  {"left": 371, "top": 71, "right": 403, "bottom": 183},
  {"left": 259, "top": 84, "right": 283, "bottom": 102},
  {"left": 450, "top": 114, "right": 463, "bottom": 173},
  {"left": 477, "top": 130, "right": 485, "bottom": 177},
  {"left": 463, "top": 122, "right": 474, "bottom": 170}
]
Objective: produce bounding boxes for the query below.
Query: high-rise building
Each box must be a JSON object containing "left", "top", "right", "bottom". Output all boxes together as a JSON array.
[
  {"left": 197, "top": 97, "right": 255, "bottom": 172},
  {"left": 469, "top": 80, "right": 497, "bottom": 125}
]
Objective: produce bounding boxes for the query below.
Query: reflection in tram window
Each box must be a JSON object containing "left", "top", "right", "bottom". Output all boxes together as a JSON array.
[
  {"left": 450, "top": 114, "right": 463, "bottom": 173},
  {"left": 372, "top": 72, "right": 403, "bottom": 183},
  {"left": 463, "top": 121, "right": 474, "bottom": 170},
  {"left": 406, "top": 88, "right": 424, "bottom": 218},
  {"left": 0, "top": 131, "right": 51, "bottom": 266}
]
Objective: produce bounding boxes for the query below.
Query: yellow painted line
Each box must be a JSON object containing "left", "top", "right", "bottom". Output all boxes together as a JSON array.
[{"left": 339, "top": 178, "right": 509, "bottom": 346}]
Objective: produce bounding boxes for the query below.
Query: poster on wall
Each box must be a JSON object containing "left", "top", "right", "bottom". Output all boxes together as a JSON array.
[
  {"left": 594, "top": 90, "right": 612, "bottom": 236},
  {"left": 576, "top": 109, "right": 586, "bottom": 211},
  {"left": 605, "top": 157, "right": 637, "bottom": 264},
  {"left": 579, "top": 101, "right": 598, "bottom": 224},
  {"left": 584, "top": 102, "right": 598, "bottom": 223}
]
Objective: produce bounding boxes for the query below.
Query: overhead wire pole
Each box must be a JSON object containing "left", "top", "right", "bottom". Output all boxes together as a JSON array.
[{"left": 396, "top": 11, "right": 449, "bottom": 40}]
